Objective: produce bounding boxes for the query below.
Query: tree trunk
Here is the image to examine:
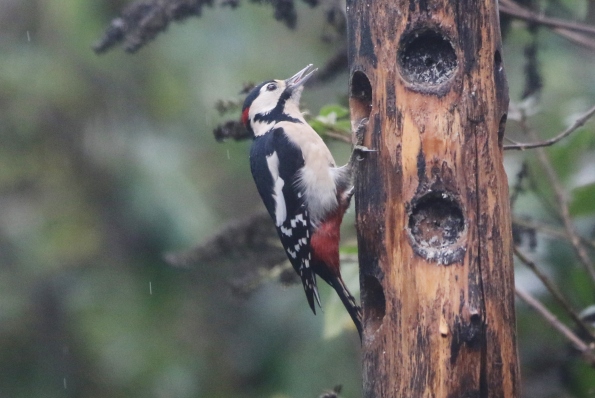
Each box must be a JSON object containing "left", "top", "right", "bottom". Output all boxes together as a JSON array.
[{"left": 348, "top": 1, "right": 520, "bottom": 397}]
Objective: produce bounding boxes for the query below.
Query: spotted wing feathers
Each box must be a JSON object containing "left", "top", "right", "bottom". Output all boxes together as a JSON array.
[
  {"left": 277, "top": 208, "right": 321, "bottom": 313},
  {"left": 249, "top": 127, "right": 322, "bottom": 313}
]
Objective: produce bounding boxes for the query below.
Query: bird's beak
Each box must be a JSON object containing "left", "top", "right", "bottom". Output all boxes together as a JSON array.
[{"left": 285, "top": 64, "right": 317, "bottom": 89}]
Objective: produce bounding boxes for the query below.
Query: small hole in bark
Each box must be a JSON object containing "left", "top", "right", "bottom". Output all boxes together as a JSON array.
[
  {"left": 398, "top": 29, "right": 457, "bottom": 86},
  {"left": 408, "top": 191, "right": 465, "bottom": 264},
  {"left": 362, "top": 274, "right": 385, "bottom": 333},
  {"left": 498, "top": 113, "right": 507, "bottom": 148},
  {"left": 494, "top": 50, "right": 503, "bottom": 72},
  {"left": 350, "top": 70, "right": 372, "bottom": 121}
]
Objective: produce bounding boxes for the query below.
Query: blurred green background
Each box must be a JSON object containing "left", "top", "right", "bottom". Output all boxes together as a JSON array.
[{"left": 0, "top": 0, "right": 594, "bottom": 397}]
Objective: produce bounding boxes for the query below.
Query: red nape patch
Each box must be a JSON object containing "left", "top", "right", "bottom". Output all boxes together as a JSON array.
[{"left": 241, "top": 108, "right": 250, "bottom": 127}]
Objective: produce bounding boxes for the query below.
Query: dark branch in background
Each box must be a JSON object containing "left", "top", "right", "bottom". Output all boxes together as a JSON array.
[
  {"left": 164, "top": 211, "right": 299, "bottom": 296},
  {"left": 164, "top": 211, "right": 282, "bottom": 267},
  {"left": 519, "top": 0, "right": 542, "bottom": 100},
  {"left": 212, "top": 84, "right": 255, "bottom": 141},
  {"left": 509, "top": 162, "right": 529, "bottom": 207},
  {"left": 94, "top": 0, "right": 595, "bottom": 54},
  {"left": 94, "top": 0, "right": 215, "bottom": 53},
  {"left": 94, "top": 0, "right": 320, "bottom": 54},
  {"left": 213, "top": 120, "right": 251, "bottom": 141},
  {"left": 509, "top": 161, "right": 546, "bottom": 251}
]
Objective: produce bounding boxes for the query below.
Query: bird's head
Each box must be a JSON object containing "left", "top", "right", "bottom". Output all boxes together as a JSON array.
[{"left": 241, "top": 64, "right": 317, "bottom": 137}]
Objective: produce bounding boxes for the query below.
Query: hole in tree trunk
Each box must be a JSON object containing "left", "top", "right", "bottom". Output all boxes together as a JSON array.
[
  {"left": 407, "top": 191, "right": 466, "bottom": 264},
  {"left": 362, "top": 274, "right": 385, "bottom": 334},
  {"left": 498, "top": 113, "right": 507, "bottom": 148},
  {"left": 398, "top": 29, "right": 457, "bottom": 88},
  {"left": 494, "top": 49, "right": 503, "bottom": 72},
  {"left": 350, "top": 70, "right": 372, "bottom": 122}
]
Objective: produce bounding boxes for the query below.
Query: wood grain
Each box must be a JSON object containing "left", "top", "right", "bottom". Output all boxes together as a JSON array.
[{"left": 347, "top": 1, "right": 520, "bottom": 396}]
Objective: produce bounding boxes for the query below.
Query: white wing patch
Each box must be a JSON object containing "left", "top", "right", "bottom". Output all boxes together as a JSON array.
[
  {"left": 286, "top": 248, "right": 297, "bottom": 259},
  {"left": 266, "top": 151, "right": 287, "bottom": 226},
  {"left": 280, "top": 226, "right": 292, "bottom": 236},
  {"left": 290, "top": 214, "right": 307, "bottom": 228}
]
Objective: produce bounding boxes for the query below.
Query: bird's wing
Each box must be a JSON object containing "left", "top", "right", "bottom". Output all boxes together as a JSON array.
[{"left": 249, "top": 128, "right": 321, "bottom": 312}]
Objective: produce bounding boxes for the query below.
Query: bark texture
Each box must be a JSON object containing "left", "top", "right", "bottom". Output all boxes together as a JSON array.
[{"left": 347, "top": 1, "right": 520, "bottom": 396}]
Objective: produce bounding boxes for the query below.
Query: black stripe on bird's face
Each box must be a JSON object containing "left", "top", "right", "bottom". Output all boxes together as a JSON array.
[
  {"left": 253, "top": 85, "right": 304, "bottom": 126},
  {"left": 243, "top": 80, "right": 303, "bottom": 137}
]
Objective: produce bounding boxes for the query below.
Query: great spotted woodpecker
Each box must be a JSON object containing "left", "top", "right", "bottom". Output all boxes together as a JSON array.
[{"left": 242, "top": 64, "right": 366, "bottom": 338}]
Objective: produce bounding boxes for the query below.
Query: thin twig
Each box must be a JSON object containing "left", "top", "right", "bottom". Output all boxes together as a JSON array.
[
  {"left": 513, "top": 217, "right": 595, "bottom": 250},
  {"left": 504, "top": 136, "right": 522, "bottom": 145},
  {"left": 323, "top": 130, "right": 352, "bottom": 144},
  {"left": 504, "top": 103, "right": 595, "bottom": 150},
  {"left": 515, "top": 287, "right": 595, "bottom": 366},
  {"left": 499, "top": 0, "right": 595, "bottom": 51},
  {"left": 554, "top": 28, "right": 595, "bottom": 52},
  {"left": 514, "top": 247, "right": 595, "bottom": 342},
  {"left": 499, "top": 0, "right": 595, "bottom": 36},
  {"left": 517, "top": 113, "right": 595, "bottom": 283}
]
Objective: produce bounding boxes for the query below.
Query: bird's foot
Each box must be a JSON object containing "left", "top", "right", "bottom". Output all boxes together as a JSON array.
[{"left": 352, "top": 118, "right": 376, "bottom": 160}]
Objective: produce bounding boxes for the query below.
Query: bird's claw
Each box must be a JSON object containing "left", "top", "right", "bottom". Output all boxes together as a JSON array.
[
  {"left": 353, "top": 145, "right": 376, "bottom": 161},
  {"left": 348, "top": 118, "right": 375, "bottom": 165},
  {"left": 353, "top": 118, "right": 369, "bottom": 147}
]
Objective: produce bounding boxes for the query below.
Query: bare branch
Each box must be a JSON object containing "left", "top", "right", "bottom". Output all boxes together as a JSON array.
[
  {"left": 513, "top": 217, "right": 595, "bottom": 250},
  {"left": 514, "top": 113, "right": 595, "bottom": 283},
  {"left": 164, "top": 210, "right": 284, "bottom": 269},
  {"left": 94, "top": 0, "right": 216, "bottom": 54},
  {"left": 514, "top": 247, "right": 595, "bottom": 342},
  {"left": 515, "top": 287, "right": 595, "bottom": 366},
  {"left": 213, "top": 120, "right": 251, "bottom": 142},
  {"left": 504, "top": 103, "right": 595, "bottom": 150},
  {"left": 323, "top": 129, "right": 352, "bottom": 144},
  {"left": 554, "top": 27, "right": 595, "bottom": 52},
  {"left": 95, "top": 0, "right": 322, "bottom": 53},
  {"left": 534, "top": 154, "right": 595, "bottom": 283},
  {"left": 499, "top": 0, "right": 595, "bottom": 36}
]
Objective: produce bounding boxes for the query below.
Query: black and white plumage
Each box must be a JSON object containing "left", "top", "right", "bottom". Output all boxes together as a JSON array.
[{"left": 242, "top": 65, "right": 364, "bottom": 338}]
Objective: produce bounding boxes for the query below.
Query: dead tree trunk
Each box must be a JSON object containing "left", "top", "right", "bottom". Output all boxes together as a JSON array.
[{"left": 348, "top": 1, "right": 520, "bottom": 396}]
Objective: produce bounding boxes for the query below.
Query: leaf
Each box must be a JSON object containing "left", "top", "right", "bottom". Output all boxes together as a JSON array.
[
  {"left": 319, "top": 104, "right": 349, "bottom": 119},
  {"left": 569, "top": 182, "right": 595, "bottom": 217},
  {"left": 309, "top": 119, "right": 326, "bottom": 134}
]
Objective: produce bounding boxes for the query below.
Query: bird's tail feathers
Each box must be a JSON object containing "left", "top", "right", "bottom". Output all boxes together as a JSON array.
[
  {"left": 331, "top": 276, "right": 363, "bottom": 340},
  {"left": 302, "top": 269, "right": 322, "bottom": 314}
]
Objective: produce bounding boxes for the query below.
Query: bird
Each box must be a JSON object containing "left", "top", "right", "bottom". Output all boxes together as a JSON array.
[{"left": 241, "top": 64, "right": 368, "bottom": 339}]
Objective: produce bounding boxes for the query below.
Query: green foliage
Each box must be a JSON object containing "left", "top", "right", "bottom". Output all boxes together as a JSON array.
[
  {"left": 309, "top": 104, "right": 352, "bottom": 137},
  {"left": 570, "top": 182, "right": 595, "bottom": 217}
]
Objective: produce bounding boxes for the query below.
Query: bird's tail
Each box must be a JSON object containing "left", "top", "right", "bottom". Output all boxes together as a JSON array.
[
  {"left": 330, "top": 276, "right": 363, "bottom": 340},
  {"left": 302, "top": 269, "right": 322, "bottom": 315}
]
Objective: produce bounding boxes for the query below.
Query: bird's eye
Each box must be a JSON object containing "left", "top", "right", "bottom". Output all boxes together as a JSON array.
[{"left": 266, "top": 83, "right": 277, "bottom": 91}]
